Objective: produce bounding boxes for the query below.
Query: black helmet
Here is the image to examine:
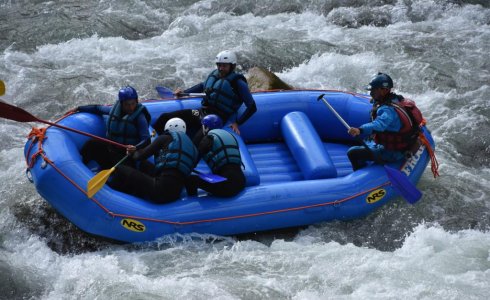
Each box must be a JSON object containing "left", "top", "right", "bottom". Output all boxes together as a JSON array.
[{"left": 365, "top": 73, "right": 393, "bottom": 90}]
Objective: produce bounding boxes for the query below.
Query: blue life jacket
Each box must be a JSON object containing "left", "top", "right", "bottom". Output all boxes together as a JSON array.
[
  {"left": 106, "top": 102, "right": 150, "bottom": 145},
  {"left": 203, "top": 129, "right": 242, "bottom": 172},
  {"left": 203, "top": 70, "right": 246, "bottom": 118},
  {"left": 154, "top": 131, "right": 198, "bottom": 176}
]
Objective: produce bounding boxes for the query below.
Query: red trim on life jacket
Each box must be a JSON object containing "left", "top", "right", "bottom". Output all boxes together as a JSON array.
[{"left": 373, "top": 103, "right": 417, "bottom": 151}]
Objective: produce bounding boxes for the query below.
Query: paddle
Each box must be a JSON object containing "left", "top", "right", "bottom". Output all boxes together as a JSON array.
[
  {"left": 86, "top": 159, "right": 226, "bottom": 198},
  {"left": 193, "top": 169, "right": 227, "bottom": 183},
  {"left": 0, "top": 80, "right": 5, "bottom": 96},
  {"left": 317, "top": 94, "right": 422, "bottom": 204},
  {"left": 87, "top": 155, "right": 129, "bottom": 198},
  {"left": 0, "top": 101, "right": 127, "bottom": 149},
  {"left": 155, "top": 86, "right": 205, "bottom": 98}
]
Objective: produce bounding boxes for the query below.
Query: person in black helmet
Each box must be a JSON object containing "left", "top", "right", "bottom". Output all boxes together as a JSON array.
[
  {"left": 185, "top": 114, "right": 245, "bottom": 197},
  {"left": 75, "top": 86, "right": 151, "bottom": 169},
  {"left": 347, "top": 73, "right": 417, "bottom": 171},
  {"left": 153, "top": 50, "right": 257, "bottom": 142}
]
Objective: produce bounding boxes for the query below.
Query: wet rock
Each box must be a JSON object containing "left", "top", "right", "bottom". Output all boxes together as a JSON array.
[{"left": 245, "top": 67, "right": 293, "bottom": 92}]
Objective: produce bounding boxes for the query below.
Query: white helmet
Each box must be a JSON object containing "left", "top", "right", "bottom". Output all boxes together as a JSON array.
[
  {"left": 215, "top": 50, "right": 237, "bottom": 65},
  {"left": 164, "top": 118, "right": 186, "bottom": 133}
]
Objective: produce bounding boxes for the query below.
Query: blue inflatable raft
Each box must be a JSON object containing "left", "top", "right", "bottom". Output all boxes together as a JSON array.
[{"left": 24, "top": 90, "right": 434, "bottom": 243}]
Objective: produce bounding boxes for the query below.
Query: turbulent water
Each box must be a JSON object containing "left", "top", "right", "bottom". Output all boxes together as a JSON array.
[{"left": 1, "top": 0, "right": 489, "bottom": 299}]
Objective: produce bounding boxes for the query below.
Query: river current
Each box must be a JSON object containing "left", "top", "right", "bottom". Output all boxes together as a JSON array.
[{"left": 0, "top": 1, "right": 489, "bottom": 299}]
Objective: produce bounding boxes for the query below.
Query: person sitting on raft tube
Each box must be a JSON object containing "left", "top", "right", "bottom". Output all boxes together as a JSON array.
[
  {"left": 347, "top": 73, "right": 420, "bottom": 171},
  {"left": 186, "top": 114, "right": 246, "bottom": 197},
  {"left": 153, "top": 50, "right": 257, "bottom": 140},
  {"left": 76, "top": 86, "right": 151, "bottom": 169},
  {"left": 109, "top": 118, "right": 198, "bottom": 203}
]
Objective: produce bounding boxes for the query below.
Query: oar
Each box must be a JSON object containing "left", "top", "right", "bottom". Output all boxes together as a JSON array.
[
  {"left": 155, "top": 86, "right": 205, "bottom": 98},
  {"left": 155, "top": 86, "right": 174, "bottom": 98},
  {"left": 87, "top": 155, "right": 129, "bottom": 198},
  {"left": 0, "top": 80, "right": 5, "bottom": 96},
  {"left": 317, "top": 94, "right": 422, "bottom": 204},
  {"left": 0, "top": 101, "right": 127, "bottom": 149},
  {"left": 193, "top": 169, "right": 227, "bottom": 183}
]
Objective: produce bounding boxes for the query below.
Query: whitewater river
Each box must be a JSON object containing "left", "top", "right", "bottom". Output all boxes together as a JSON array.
[{"left": 0, "top": 1, "right": 489, "bottom": 299}]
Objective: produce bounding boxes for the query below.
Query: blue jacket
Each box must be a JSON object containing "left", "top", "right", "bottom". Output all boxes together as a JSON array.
[
  {"left": 360, "top": 105, "right": 401, "bottom": 135},
  {"left": 357, "top": 102, "right": 405, "bottom": 162}
]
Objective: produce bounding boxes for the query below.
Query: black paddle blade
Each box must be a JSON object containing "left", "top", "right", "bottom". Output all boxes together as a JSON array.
[{"left": 0, "top": 101, "right": 39, "bottom": 123}]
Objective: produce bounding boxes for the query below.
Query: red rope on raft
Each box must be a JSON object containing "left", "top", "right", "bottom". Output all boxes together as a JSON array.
[{"left": 419, "top": 132, "right": 439, "bottom": 178}]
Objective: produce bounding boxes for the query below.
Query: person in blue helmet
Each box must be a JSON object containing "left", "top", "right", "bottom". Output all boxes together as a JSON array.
[
  {"left": 76, "top": 86, "right": 151, "bottom": 169},
  {"left": 109, "top": 118, "right": 198, "bottom": 203},
  {"left": 347, "top": 73, "right": 419, "bottom": 171},
  {"left": 153, "top": 50, "right": 257, "bottom": 142},
  {"left": 185, "top": 114, "right": 246, "bottom": 197}
]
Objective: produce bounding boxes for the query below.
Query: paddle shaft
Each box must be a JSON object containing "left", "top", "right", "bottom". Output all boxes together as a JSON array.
[
  {"left": 318, "top": 95, "right": 374, "bottom": 152},
  {"left": 155, "top": 86, "right": 205, "bottom": 98},
  {"left": 114, "top": 154, "right": 130, "bottom": 168},
  {"left": 180, "top": 93, "right": 206, "bottom": 97},
  {"left": 0, "top": 101, "right": 127, "bottom": 149},
  {"left": 38, "top": 118, "right": 128, "bottom": 149}
]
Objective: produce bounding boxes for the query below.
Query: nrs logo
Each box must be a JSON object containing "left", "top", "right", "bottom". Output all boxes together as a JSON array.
[
  {"left": 366, "top": 189, "right": 386, "bottom": 204},
  {"left": 121, "top": 219, "right": 146, "bottom": 232}
]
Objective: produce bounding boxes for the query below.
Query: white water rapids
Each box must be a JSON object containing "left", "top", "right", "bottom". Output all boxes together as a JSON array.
[{"left": 0, "top": 1, "right": 489, "bottom": 299}]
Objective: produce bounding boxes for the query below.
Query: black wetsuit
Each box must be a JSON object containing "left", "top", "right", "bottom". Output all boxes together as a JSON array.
[
  {"left": 109, "top": 134, "right": 188, "bottom": 204},
  {"left": 186, "top": 134, "right": 245, "bottom": 197},
  {"left": 78, "top": 104, "right": 150, "bottom": 169}
]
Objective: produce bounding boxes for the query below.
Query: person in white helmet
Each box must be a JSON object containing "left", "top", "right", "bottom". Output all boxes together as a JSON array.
[
  {"left": 153, "top": 50, "right": 257, "bottom": 141},
  {"left": 109, "top": 118, "right": 198, "bottom": 203}
]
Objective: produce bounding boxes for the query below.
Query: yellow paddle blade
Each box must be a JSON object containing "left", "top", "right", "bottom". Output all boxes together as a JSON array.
[
  {"left": 87, "top": 167, "right": 115, "bottom": 198},
  {"left": 0, "top": 80, "right": 5, "bottom": 96}
]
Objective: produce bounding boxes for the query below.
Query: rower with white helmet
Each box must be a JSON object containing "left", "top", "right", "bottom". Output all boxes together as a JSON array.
[{"left": 109, "top": 118, "right": 198, "bottom": 203}]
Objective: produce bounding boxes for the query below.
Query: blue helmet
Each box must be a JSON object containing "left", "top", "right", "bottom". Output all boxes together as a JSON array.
[
  {"left": 201, "top": 114, "right": 223, "bottom": 130},
  {"left": 118, "top": 86, "right": 138, "bottom": 102},
  {"left": 365, "top": 73, "right": 393, "bottom": 90}
]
